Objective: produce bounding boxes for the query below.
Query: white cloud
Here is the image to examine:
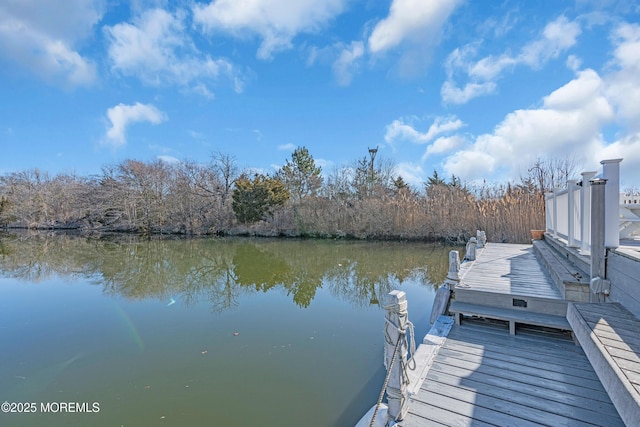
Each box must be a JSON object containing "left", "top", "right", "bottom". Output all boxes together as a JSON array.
[
  {"left": 440, "top": 81, "right": 496, "bottom": 105},
  {"left": 444, "top": 150, "right": 497, "bottom": 181},
  {"left": 442, "top": 15, "right": 582, "bottom": 104},
  {"left": 468, "top": 55, "right": 517, "bottom": 81},
  {"left": 423, "top": 135, "right": 465, "bottom": 161},
  {"left": 368, "top": 0, "right": 460, "bottom": 53},
  {"left": 332, "top": 41, "right": 364, "bottom": 86},
  {"left": 105, "top": 102, "right": 167, "bottom": 147},
  {"left": 189, "top": 130, "right": 206, "bottom": 140},
  {"left": 315, "top": 158, "right": 333, "bottom": 172},
  {"left": 518, "top": 16, "right": 582, "bottom": 68},
  {"left": 305, "top": 41, "right": 364, "bottom": 86},
  {"left": 105, "top": 8, "right": 242, "bottom": 94},
  {"left": 438, "top": 21, "right": 640, "bottom": 185},
  {"left": 442, "top": 69, "right": 614, "bottom": 181},
  {"left": 189, "top": 83, "right": 215, "bottom": 99},
  {"left": 478, "top": 9, "right": 519, "bottom": 39},
  {"left": 609, "top": 23, "right": 640, "bottom": 70},
  {"left": 441, "top": 44, "right": 499, "bottom": 102},
  {"left": 306, "top": 0, "right": 460, "bottom": 84},
  {"left": 395, "top": 162, "right": 425, "bottom": 188},
  {"left": 0, "top": 0, "right": 102, "bottom": 86},
  {"left": 543, "top": 69, "right": 603, "bottom": 110},
  {"left": 385, "top": 116, "right": 464, "bottom": 145},
  {"left": 605, "top": 23, "right": 640, "bottom": 131},
  {"left": 158, "top": 155, "right": 180, "bottom": 164},
  {"left": 193, "top": 0, "right": 346, "bottom": 60},
  {"left": 367, "top": 0, "right": 461, "bottom": 76},
  {"left": 599, "top": 22, "right": 640, "bottom": 184},
  {"left": 601, "top": 133, "right": 640, "bottom": 185},
  {"left": 566, "top": 55, "right": 582, "bottom": 72},
  {"left": 277, "top": 143, "right": 296, "bottom": 151}
]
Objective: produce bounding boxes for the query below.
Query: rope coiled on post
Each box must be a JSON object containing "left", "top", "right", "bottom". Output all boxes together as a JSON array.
[{"left": 368, "top": 298, "right": 416, "bottom": 426}]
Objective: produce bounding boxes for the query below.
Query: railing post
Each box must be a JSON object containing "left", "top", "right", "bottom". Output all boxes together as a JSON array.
[
  {"left": 580, "top": 172, "right": 596, "bottom": 255},
  {"left": 568, "top": 180, "right": 578, "bottom": 247},
  {"left": 545, "top": 192, "right": 553, "bottom": 233},
  {"left": 590, "top": 178, "right": 610, "bottom": 302},
  {"left": 383, "top": 290, "right": 410, "bottom": 422},
  {"left": 601, "top": 159, "right": 622, "bottom": 248},
  {"left": 552, "top": 188, "right": 559, "bottom": 238}
]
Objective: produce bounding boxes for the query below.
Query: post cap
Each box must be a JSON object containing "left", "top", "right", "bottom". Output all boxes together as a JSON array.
[{"left": 599, "top": 158, "right": 623, "bottom": 165}]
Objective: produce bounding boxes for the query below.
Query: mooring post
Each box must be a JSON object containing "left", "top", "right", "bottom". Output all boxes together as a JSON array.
[
  {"left": 464, "top": 237, "right": 477, "bottom": 261},
  {"left": 383, "top": 290, "right": 410, "bottom": 422},
  {"left": 445, "top": 250, "right": 460, "bottom": 289},
  {"left": 476, "top": 230, "right": 486, "bottom": 248}
]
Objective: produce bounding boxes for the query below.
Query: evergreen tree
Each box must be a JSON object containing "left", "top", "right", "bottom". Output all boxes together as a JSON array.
[
  {"left": 232, "top": 174, "right": 290, "bottom": 223},
  {"left": 278, "top": 147, "right": 322, "bottom": 201},
  {"left": 393, "top": 176, "right": 409, "bottom": 191},
  {"left": 425, "top": 170, "right": 446, "bottom": 188}
]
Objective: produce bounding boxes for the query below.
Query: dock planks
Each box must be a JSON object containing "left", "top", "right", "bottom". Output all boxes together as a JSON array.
[
  {"left": 568, "top": 302, "right": 640, "bottom": 426},
  {"left": 398, "top": 322, "right": 625, "bottom": 426},
  {"left": 459, "top": 243, "right": 563, "bottom": 300},
  {"left": 390, "top": 242, "right": 631, "bottom": 426}
]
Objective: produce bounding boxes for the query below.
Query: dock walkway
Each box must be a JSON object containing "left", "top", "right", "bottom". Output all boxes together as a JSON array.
[
  {"left": 397, "top": 241, "right": 627, "bottom": 426},
  {"left": 450, "top": 243, "right": 570, "bottom": 334},
  {"left": 457, "top": 243, "right": 562, "bottom": 300},
  {"left": 398, "top": 321, "right": 625, "bottom": 426}
]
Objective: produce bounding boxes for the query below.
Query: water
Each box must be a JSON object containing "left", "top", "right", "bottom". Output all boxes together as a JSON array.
[{"left": 0, "top": 233, "right": 455, "bottom": 426}]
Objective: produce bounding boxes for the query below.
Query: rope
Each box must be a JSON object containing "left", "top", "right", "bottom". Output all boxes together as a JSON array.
[
  {"left": 369, "top": 331, "right": 402, "bottom": 427},
  {"left": 383, "top": 317, "right": 416, "bottom": 372},
  {"left": 369, "top": 300, "right": 417, "bottom": 427}
]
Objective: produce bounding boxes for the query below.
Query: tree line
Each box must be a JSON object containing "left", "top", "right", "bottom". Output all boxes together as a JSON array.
[{"left": 0, "top": 148, "right": 575, "bottom": 243}]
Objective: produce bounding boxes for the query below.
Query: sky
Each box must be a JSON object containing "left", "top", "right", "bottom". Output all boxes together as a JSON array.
[{"left": 1, "top": 0, "right": 640, "bottom": 188}]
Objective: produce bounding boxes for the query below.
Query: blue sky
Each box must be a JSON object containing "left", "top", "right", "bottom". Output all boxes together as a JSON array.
[{"left": 1, "top": 0, "right": 639, "bottom": 187}]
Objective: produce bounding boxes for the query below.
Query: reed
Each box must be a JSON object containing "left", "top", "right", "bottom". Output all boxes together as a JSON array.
[
  {"left": 1, "top": 161, "right": 545, "bottom": 243},
  {"left": 285, "top": 182, "right": 544, "bottom": 243}
]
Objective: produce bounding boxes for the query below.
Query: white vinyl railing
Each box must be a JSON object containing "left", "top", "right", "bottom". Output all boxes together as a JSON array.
[{"left": 545, "top": 159, "right": 623, "bottom": 253}]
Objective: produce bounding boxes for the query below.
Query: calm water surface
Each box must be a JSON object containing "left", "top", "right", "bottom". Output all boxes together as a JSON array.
[{"left": 0, "top": 233, "right": 455, "bottom": 427}]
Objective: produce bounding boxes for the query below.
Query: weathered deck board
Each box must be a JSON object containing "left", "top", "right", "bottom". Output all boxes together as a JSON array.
[
  {"left": 459, "top": 243, "right": 563, "bottom": 299},
  {"left": 397, "top": 322, "right": 624, "bottom": 427},
  {"left": 568, "top": 302, "right": 640, "bottom": 426},
  {"left": 389, "top": 242, "right": 629, "bottom": 426}
]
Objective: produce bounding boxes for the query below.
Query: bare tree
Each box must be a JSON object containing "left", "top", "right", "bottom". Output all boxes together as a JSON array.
[
  {"left": 211, "top": 151, "right": 239, "bottom": 203},
  {"left": 523, "top": 156, "right": 582, "bottom": 194}
]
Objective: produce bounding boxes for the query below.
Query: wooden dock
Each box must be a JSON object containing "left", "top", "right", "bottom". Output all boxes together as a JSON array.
[
  {"left": 369, "top": 161, "right": 640, "bottom": 426},
  {"left": 395, "top": 242, "right": 628, "bottom": 426},
  {"left": 398, "top": 320, "right": 625, "bottom": 426},
  {"left": 457, "top": 243, "right": 563, "bottom": 300},
  {"left": 355, "top": 161, "right": 640, "bottom": 426},
  {"left": 450, "top": 243, "right": 570, "bottom": 334},
  {"left": 568, "top": 302, "right": 640, "bottom": 426}
]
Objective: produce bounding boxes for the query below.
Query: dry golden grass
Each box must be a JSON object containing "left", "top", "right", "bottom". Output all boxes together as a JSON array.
[{"left": 287, "top": 184, "right": 544, "bottom": 243}]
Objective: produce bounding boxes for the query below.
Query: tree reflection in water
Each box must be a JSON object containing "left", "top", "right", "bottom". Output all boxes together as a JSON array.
[{"left": 0, "top": 232, "right": 456, "bottom": 312}]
